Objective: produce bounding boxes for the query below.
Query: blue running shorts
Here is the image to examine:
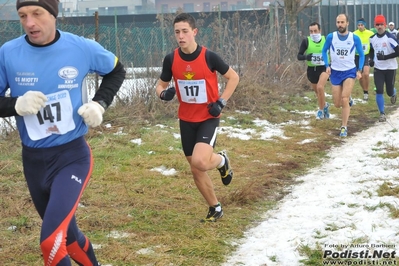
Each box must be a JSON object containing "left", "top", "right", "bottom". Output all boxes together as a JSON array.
[{"left": 330, "top": 67, "right": 357, "bottom": 86}]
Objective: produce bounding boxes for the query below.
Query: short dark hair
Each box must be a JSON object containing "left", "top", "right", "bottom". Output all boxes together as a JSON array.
[
  {"left": 309, "top": 22, "right": 321, "bottom": 30},
  {"left": 173, "top": 13, "right": 196, "bottom": 29},
  {"left": 338, "top": 13, "right": 349, "bottom": 22}
]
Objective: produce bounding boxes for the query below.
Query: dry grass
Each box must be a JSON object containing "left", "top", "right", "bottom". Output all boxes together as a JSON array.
[
  {"left": 1, "top": 10, "right": 398, "bottom": 265},
  {"left": 1, "top": 63, "right": 398, "bottom": 265}
]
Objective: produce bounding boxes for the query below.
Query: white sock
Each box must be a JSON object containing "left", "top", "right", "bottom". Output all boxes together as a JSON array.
[
  {"left": 217, "top": 154, "right": 225, "bottom": 169},
  {"left": 214, "top": 204, "right": 222, "bottom": 212}
]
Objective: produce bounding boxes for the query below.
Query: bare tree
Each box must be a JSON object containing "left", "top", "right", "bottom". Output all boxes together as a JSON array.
[{"left": 282, "top": 0, "right": 321, "bottom": 55}]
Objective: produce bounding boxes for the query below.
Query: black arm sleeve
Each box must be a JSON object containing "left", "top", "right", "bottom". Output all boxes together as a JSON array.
[
  {"left": 0, "top": 96, "right": 18, "bottom": 117},
  {"left": 297, "top": 38, "right": 308, "bottom": 61},
  {"left": 92, "top": 60, "right": 126, "bottom": 107},
  {"left": 382, "top": 45, "right": 399, "bottom": 59},
  {"left": 369, "top": 45, "right": 374, "bottom": 61},
  {"left": 159, "top": 53, "right": 174, "bottom": 82},
  {"left": 205, "top": 50, "right": 229, "bottom": 74}
]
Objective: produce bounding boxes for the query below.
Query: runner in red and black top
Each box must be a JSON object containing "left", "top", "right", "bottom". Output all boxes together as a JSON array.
[{"left": 155, "top": 13, "right": 239, "bottom": 222}]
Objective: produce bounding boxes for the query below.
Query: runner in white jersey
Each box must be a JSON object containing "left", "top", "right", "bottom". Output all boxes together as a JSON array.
[
  {"left": 388, "top": 22, "right": 398, "bottom": 39},
  {"left": 0, "top": 0, "right": 126, "bottom": 265},
  {"left": 369, "top": 14, "right": 399, "bottom": 122},
  {"left": 322, "top": 13, "right": 364, "bottom": 137}
]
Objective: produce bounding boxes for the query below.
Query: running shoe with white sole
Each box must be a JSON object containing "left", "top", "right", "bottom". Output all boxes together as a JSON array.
[
  {"left": 316, "top": 110, "right": 324, "bottom": 120},
  {"left": 323, "top": 102, "right": 330, "bottom": 119},
  {"left": 379, "top": 113, "right": 387, "bottom": 122},
  {"left": 339, "top": 126, "right": 347, "bottom": 137},
  {"left": 217, "top": 151, "right": 233, "bottom": 186},
  {"left": 201, "top": 203, "right": 223, "bottom": 222}
]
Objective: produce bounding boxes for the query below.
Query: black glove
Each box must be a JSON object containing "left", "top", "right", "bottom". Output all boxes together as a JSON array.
[
  {"left": 369, "top": 60, "right": 374, "bottom": 67},
  {"left": 160, "top": 87, "right": 176, "bottom": 101},
  {"left": 207, "top": 100, "right": 225, "bottom": 117},
  {"left": 306, "top": 53, "right": 313, "bottom": 61},
  {"left": 377, "top": 52, "right": 386, "bottom": 60}
]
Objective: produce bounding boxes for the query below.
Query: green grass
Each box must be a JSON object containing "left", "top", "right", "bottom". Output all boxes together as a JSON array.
[{"left": 1, "top": 73, "right": 399, "bottom": 265}]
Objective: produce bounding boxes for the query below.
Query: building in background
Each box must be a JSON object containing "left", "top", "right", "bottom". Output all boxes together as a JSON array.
[
  {"left": 0, "top": 0, "right": 269, "bottom": 18},
  {"left": 154, "top": 0, "right": 269, "bottom": 13},
  {"left": 61, "top": 0, "right": 156, "bottom": 16},
  {"left": 0, "top": 0, "right": 396, "bottom": 18}
]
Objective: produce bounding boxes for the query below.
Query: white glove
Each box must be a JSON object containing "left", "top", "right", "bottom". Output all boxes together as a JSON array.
[
  {"left": 15, "top": 91, "right": 47, "bottom": 116},
  {"left": 78, "top": 101, "right": 105, "bottom": 128}
]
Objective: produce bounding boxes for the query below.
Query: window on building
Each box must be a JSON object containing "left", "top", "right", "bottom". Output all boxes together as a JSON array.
[
  {"left": 221, "top": 2, "right": 228, "bottom": 11},
  {"left": 135, "top": 6, "right": 143, "bottom": 13},
  {"left": 212, "top": 5, "right": 220, "bottom": 11},
  {"left": 162, "top": 4, "right": 168, "bottom": 13},
  {"left": 203, "top": 2, "right": 210, "bottom": 12},
  {"left": 183, "top": 3, "right": 194, "bottom": 12}
]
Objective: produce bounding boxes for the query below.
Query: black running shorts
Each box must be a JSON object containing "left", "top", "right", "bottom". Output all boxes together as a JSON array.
[
  {"left": 307, "top": 66, "right": 327, "bottom": 84},
  {"left": 179, "top": 118, "right": 220, "bottom": 156}
]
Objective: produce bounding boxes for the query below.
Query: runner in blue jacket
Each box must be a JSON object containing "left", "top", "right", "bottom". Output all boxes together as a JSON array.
[{"left": 0, "top": 0, "right": 126, "bottom": 264}]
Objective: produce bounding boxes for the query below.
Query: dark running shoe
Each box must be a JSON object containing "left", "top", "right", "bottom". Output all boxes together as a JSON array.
[
  {"left": 201, "top": 203, "right": 223, "bottom": 222},
  {"left": 379, "top": 113, "right": 387, "bottom": 122},
  {"left": 391, "top": 88, "right": 397, "bottom": 104},
  {"left": 217, "top": 151, "right": 233, "bottom": 186}
]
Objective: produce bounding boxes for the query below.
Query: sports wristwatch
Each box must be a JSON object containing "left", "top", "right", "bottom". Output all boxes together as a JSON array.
[
  {"left": 218, "top": 98, "right": 227, "bottom": 107},
  {"left": 96, "top": 100, "right": 108, "bottom": 110}
]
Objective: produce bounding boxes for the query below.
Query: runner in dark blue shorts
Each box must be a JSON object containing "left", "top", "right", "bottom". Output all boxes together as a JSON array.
[
  {"left": 0, "top": 0, "right": 126, "bottom": 264},
  {"left": 22, "top": 137, "right": 96, "bottom": 265},
  {"left": 330, "top": 68, "right": 357, "bottom": 86}
]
